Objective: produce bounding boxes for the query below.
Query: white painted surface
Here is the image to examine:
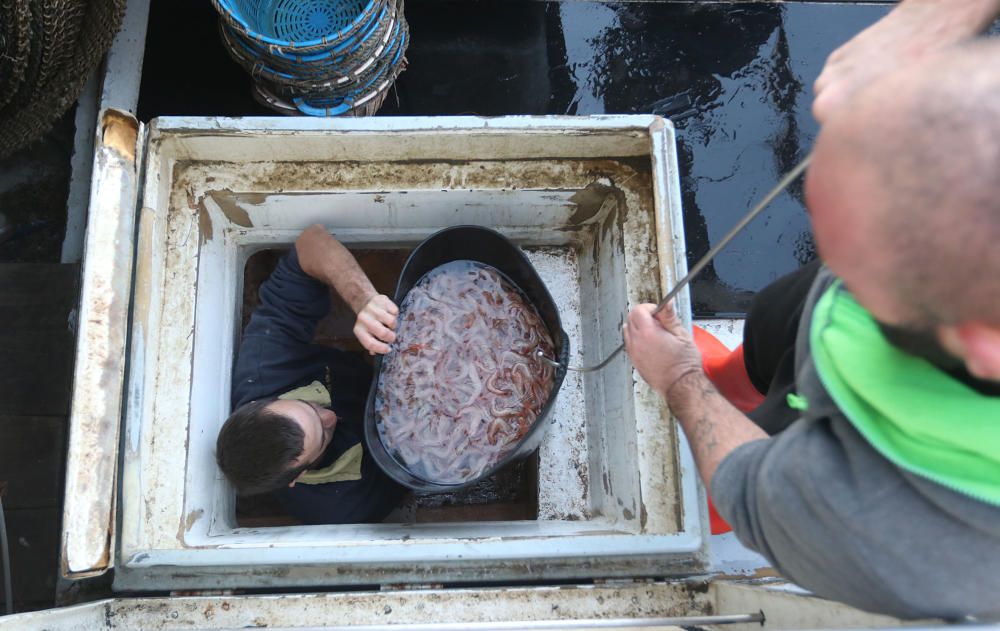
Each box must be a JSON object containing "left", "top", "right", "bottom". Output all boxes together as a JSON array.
[
  {"left": 691, "top": 318, "right": 772, "bottom": 576},
  {"left": 0, "top": 581, "right": 929, "bottom": 630},
  {"left": 696, "top": 318, "right": 744, "bottom": 351},
  {"left": 528, "top": 248, "right": 590, "bottom": 520},
  {"left": 707, "top": 531, "right": 770, "bottom": 577},
  {"left": 62, "top": 111, "right": 142, "bottom": 577},
  {"left": 62, "top": 73, "right": 100, "bottom": 263},
  {"left": 100, "top": 0, "right": 151, "bottom": 113},
  {"left": 712, "top": 581, "right": 912, "bottom": 630},
  {"left": 0, "top": 582, "right": 713, "bottom": 630},
  {"left": 62, "top": 0, "right": 151, "bottom": 262}
]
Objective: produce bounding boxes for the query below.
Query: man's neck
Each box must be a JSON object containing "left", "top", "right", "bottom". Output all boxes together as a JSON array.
[{"left": 877, "top": 322, "right": 1000, "bottom": 397}]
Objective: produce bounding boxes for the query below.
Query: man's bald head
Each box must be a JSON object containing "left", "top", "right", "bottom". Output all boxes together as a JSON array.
[{"left": 807, "top": 40, "right": 1000, "bottom": 329}]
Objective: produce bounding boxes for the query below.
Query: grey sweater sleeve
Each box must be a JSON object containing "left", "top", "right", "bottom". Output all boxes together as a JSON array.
[{"left": 711, "top": 409, "right": 1000, "bottom": 620}]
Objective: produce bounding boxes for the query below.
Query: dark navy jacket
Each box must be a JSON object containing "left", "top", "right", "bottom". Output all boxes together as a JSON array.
[{"left": 231, "top": 249, "right": 404, "bottom": 524}]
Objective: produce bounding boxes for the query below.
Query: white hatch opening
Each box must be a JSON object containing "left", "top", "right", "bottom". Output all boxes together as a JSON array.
[{"left": 113, "top": 116, "right": 705, "bottom": 590}]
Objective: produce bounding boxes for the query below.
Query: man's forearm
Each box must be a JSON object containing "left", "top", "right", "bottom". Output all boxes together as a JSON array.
[
  {"left": 315, "top": 237, "right": 377, "bottom": 314},
  {"left": 665, "top": 372, "right": 768, "bottom": 488},
  {"left": 295, "top": 225, "right": 376, "bottom": 314}
]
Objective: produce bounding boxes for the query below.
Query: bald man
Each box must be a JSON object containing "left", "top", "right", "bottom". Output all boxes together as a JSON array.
[{"left": 624, "top": 41, "right": 1000, "bottom": 619}]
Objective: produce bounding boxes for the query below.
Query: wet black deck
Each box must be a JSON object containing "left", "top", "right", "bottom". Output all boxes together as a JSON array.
[{"left": 138, "top": 0, "right": 894, "bottom": 316}]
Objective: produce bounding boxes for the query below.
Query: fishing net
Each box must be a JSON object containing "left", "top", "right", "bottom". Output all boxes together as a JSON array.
[{"left": 0, "top": 0, "right": 126, "bottom": 159}]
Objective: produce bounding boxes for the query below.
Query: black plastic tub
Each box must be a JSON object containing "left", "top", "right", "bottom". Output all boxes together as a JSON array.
[{"left": 363, "top": 225, "right": 570, "bottom": 492}]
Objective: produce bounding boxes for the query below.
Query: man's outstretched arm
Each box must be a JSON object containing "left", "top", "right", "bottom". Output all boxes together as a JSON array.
[
  {"left": 623, "top": 302, "right": 767, "bottom": 487},
  {"left": 295, "top": 224, "right": 398, "bottom": 355}
]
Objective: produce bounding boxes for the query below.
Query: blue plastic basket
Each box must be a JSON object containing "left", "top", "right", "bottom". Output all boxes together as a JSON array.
[
  {"left": 224, "top": 1, "right": 391, "bottom": 70},
  {"left": 213, "top": 0, "right": 382, "bottom": 53},
  {"left": 219, "top": 7, "right": 397, "bottom": 85},
  {"left": 212, "top": 0, "right": 408, "bottom": 117},
  {"left": 292, "top": 20, "right": 407, "bottom": 115}
]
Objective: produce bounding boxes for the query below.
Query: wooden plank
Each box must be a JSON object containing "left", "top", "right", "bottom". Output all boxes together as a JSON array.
[
  {"left": 0, "top": 416, "right": 66, "bottom": 510},
  {"left": 0, "top": 264, "right": 78, "bottom": 417}
]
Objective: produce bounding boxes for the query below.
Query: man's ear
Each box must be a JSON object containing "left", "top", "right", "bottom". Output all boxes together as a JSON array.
[
  {"left": 940, "top": 323, "right": 1000, "bottom": 381},
  {"left": 288, "top": 470, "right": 307, "bottom": 488}
]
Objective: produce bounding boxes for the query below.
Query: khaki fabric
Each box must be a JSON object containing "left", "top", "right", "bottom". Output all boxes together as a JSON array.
[{"left": 278, "top": 381, "right": 363, "bottom": 484}]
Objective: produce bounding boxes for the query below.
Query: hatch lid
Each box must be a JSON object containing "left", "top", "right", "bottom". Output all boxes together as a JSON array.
[
  {"left": 61, "top": 109, "right": 145, "bottom": 578},
  {"left": 66, "top": 113, "right": 706, "bottom": 590}
]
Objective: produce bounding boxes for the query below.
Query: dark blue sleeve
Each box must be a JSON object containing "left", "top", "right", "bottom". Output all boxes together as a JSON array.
[
  {"left": 275, "top": 452, "right": 405, "bottom": 525},
  {"left": 231, "top": 249, "right": 331, "bottom": 409}
]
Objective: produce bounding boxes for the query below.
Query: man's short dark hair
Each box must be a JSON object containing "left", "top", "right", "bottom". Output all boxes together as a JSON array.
[{"left": 216, "top": 398, "right": 309, "bottom": 496}]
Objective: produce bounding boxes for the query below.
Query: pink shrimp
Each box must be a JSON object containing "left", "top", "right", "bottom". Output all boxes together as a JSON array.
[{"left": 373, "top": 260, "right": 556, "bottom": 484}]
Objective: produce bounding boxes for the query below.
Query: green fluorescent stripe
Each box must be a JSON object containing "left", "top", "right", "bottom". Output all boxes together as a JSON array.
[{"left": 809, "top": 282, "right": 1000, "bottom": 506}]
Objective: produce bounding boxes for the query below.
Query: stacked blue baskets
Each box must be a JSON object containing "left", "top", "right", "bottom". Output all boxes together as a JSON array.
[{"left": 212, "top": 0, "right": 408, "bottom": 116}]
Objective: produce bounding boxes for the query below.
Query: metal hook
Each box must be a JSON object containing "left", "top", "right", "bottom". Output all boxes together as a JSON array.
[{"left": 537, "top": 154, "right": 813, "bottom": 373}]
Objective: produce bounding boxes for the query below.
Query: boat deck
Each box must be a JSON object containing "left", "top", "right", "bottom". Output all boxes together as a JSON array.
[{"left": 0, "top": 0, "right": 913, "bottom": 612}]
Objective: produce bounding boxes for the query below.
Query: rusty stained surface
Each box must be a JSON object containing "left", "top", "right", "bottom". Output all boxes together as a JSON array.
[
  {"left": 618, "top": 164, "right": 686, "bottom": 534},
  {"left": 181, "top": 509, "right": 205, "bottom": 539},
  {"left": 127, "top": 158, "right": 205, "bottom": 551},
  {"left": 576, "top": 158, "right": 685, "bottom": 534},
  {"left": 203, "top": 190, "right": 256, "bottom": 227},
  {"left": 101, "top": 110, "right": 138, "bottom": 161},
  {"left": 62, "top": 110, "right": 140, "bottom": 577},
  {"left": 116, "top": 547, "right": 710, "bottom": 592},
  {"left": 105, "top": 581, "right": 713, "bottom": 629},
  {"left": 175, "top": 156, "right": 652, "bottom": 234},
  {"left": 122, "top": 203, "right": 159, "bottom": 551}
]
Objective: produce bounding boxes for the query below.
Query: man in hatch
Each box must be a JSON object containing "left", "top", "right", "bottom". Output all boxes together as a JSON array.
[
  {"left": 216, "top": 225, "right": 404, "bottom": 524},
  {"left": 624, "top": 39, "right": 1000, "bottom": 620}
]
